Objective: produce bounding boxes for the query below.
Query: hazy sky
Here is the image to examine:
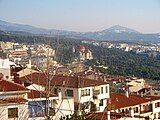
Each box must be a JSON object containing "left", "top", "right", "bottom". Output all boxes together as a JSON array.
[{"left": 0, "top": 0, "right": 160, "bottom": 33}]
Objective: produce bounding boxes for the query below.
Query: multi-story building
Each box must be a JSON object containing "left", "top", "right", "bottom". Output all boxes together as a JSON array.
[
  {"left": 79, "top": 45, "right": 93, "bottom": 60},
  {"left": 19, "top": 73, "right": 110, "bottom": 115}
]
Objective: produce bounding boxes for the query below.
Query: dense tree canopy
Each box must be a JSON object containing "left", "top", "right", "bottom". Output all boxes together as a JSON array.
[{"left": 86, "top": 45, "right": 160, "bottom": 80}]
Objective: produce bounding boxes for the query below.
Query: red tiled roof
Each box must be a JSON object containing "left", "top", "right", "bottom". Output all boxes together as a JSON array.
[
  {"left": 0, "top": 97, "right": 28, "bottom": 104},
  {"left": 109, "top": 93, "right": 160, "bottom": 110},
  {"left": 0, "top": 79, "right": 28, "bottom": 92},
  {"left": 19, "top": 73, "right": 47, "bottom": 86},
  {"left": 19, "top": 73, "right": 108, "bottom": 88},
  {"left": 85, "top": 112, "right": 139, "bottom": 120},
  {"left": 28, "top": 90, "right": 57, "bottom": 99}
]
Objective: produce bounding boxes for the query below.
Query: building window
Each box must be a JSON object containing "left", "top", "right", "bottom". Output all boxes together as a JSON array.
[
  {"left": 122, "top": 109, "right": 125, "bottom": 114},
  {"left": 74, "top": 105, "right": 79, "bottom": 111},
  {"left": 6, "top": 76, "right": 9, "bottom": 79},
  {"left": 155, "top": 102, "right": 160, "bottom": 108},
  {"left": 8, "top": 108, "right": 18, "bottom": 118},
  {"left": 134, "top": 107, "right": 138, "bottom": 113},
  {"left": 158, "top": 112, "right": 160, "bottom": 119},
  {"left": 105, "top": 86, "right": 108, "bottom": 93},
  {"left": 86, "top": 89, "right": 90, "bottom": 96},
  {"left": 101, "top": 87, "right": 103, "bottom": 94},
  {"left": 81, "top": 89, "right": 90, "bottom": 96},
  {"left": 65, "top": 89, "right": 73, "bottom": 97},
  {"left": 99, "top": 99, "right": 104, "bottom": 106},
  {"left": 81, "top": 90, "right": 84, "bottom": 96}
]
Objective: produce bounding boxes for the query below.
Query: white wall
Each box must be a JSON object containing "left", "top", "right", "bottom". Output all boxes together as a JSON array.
[
  {"left": 152, "top": 100, "right": 160, "bottom": 113},
  {"left": 0, "top": 103, "right": 29, "bottom": 120},
  {"left": 78, "top": 87, "right": 93, "bottom": 103},
  {"left": 97, "top": 84, "right": 110, "bottom": 100}
]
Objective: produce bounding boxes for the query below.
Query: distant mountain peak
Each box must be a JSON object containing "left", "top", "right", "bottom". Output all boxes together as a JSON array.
[
  {"left": 102, "top": 25, "right": 140, "bottom": 34},
  {"left": 110, "top": 25, "right": 124, "bottom": 28}
]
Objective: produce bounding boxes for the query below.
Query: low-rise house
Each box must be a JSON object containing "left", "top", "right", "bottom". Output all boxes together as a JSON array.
[
  {"left": 0, "top": 78, "right": 29, "bottom": 120},
  {"left": 17, "top": 67, "right": 39, "bottom": 78},
  {"left": 126, "top": 78, "right": 145, "bottom": 92},
  {"left": 115, "top": 77, "right": 146, "bottom": 93},
  {"left": 108, "top": 93, "right": 160, "bottom": 120},
  {"left": 138, "top": 87, "right": 160, "bottom": 97}
]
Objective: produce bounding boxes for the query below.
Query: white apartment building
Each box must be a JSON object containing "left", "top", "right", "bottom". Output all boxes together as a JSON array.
[{"left": 19, "top": 73, "right": 110, "bottom": 117}]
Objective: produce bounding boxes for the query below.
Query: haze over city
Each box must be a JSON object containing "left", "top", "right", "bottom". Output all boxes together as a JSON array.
[{"left": 0, "top": 0, "right": 160, "bottom": 33}]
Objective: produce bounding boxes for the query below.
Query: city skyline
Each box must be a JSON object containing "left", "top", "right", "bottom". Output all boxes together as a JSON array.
[{"left": 0, "top": 0, "right": 160, "bottom": 33}]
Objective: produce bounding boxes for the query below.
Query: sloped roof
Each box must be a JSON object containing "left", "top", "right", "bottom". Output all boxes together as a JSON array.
[
  {"left": 17, "top": 68, "right": 39, "bottom": 77},
  {"left": 85, "top": 112, "right": 144, "bottom": 120},
  {"left": 19, "top": 73, "right": 108, "bottom": 88},
  {"left": 28, "top": 90, "right": 57, "bottom": 99},
  {"left": 109, "top": 93, "right": 160, "bottom": 110},
  {"left": 0, "top": 79, "right": 27, "bottom": 92}
]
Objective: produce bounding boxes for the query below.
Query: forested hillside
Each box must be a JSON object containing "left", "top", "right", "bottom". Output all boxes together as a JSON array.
[{"left": 86, "top": 45, "right": 160, "bottom": 80}]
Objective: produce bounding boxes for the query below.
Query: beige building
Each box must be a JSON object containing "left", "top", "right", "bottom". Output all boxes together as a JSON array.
[
  {"left": 127, "top": 78, "right": 145, "bottom": 92},
  {"left": 17, "top": 67, "right": 39, "bottom": 77}
]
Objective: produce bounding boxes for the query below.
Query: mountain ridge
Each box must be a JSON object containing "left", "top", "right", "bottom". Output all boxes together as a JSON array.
[
  {"left": 0, "top": 20, "right": 160, "bottom": 43},
  {"left": 0, "top": 19, "right": 141, "bottom": 34}
]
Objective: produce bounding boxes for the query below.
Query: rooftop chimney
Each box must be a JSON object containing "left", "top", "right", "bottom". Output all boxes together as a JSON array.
[
  {"left": 13, "top": 72, "right": 22, "bottom": 84},
  {"left": 125, "top": 88, "right": 129, "bottom": 98}
]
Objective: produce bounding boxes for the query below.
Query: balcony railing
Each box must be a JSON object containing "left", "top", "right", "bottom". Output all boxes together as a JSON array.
[
  {"left": 140, "top": 109, "right": 152, "bottom": 114},
  {"left": 93, "top": 90, "right": 100, "bottom": 96}
]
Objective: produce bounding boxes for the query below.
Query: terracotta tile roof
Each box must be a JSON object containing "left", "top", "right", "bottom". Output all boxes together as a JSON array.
[
  {"left": 0, "top": 79, "right": 28, "bottom": 92},
  {"left": 19, "top": 73, "right": 108, "bottom": 88},
  {"left": 85, "top": 112, "right": 142, "bottom": 120},
  {"left": 28, "top": 90, "right": 57, "bottom": 99},
  {"left": 109, "top": 93, "right": 160, "bottom": 110},
  {"left": 0, "top": 97, "right": 28, "bottom": 104}
]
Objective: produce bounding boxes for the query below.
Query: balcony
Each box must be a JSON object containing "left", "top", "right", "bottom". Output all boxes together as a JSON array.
[
  {"left": 93, "top": 90, "right": 100, "bottom": 99},
  {"left": 140, "top": 104, "right": 152, "bottom": 114},
  {"left": 140, "top": 109, "right": 152, "bottom": 114},
  {"left": 93, "top": 90, "right": 100, "bottom": 96}
]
